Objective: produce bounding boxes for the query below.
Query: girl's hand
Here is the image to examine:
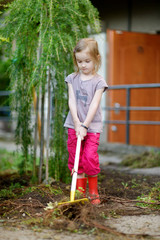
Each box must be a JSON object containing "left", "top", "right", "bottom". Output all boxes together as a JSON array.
[
  {"left": 74, "top": 121, "right": 81, "bottom": 137},
  {"left": 79, "top": 125, "right": 87, "bottom": 140}
]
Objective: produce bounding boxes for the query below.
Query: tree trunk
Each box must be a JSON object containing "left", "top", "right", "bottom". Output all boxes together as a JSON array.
[
  {"left": 39, "top": 89, "right": 45, "bottom": 183},
  {"left": 46, "top": 67, "right": 51, "bottom": 183},
  {"left": 33, "top": 91, "right": 39, "bottom": 179}
]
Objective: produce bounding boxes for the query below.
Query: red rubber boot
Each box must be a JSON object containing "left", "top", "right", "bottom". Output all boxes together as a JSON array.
[
  {"left": 76, "top": 178, "right": 87, "bottom": 197},
  {"left": 88, "top": 176, "right": 100, "bottom": 205}
]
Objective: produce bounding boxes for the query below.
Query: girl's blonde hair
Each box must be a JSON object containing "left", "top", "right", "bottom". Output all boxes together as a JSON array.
[{"left": 73, "top": 38, "right": 101, "bottom": 73}]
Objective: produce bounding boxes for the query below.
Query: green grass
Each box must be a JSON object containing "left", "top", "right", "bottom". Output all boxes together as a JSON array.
[
  {"left": 0, "top": 148, "right": 38, "bottom": 173},
  {"left": 0, "top": 149, "right": 22, "bottom": 172},
  {"left": 149, "top": 182, "right": 160, "bottom": 201},
  {"left": 0, "top": 182, "right": 22, "bottom": 199},
  {"left": 137, "top": 182, "right": 160, "bottom": 209},
  {"left": 21, "top": 185, "right": 63, "bottom": 197},
  {"left": 121, "top": 150, "right": 160, "bottom": 168},
  {"left": 0, "top": 182, "right": 63, "bottom": 202}
]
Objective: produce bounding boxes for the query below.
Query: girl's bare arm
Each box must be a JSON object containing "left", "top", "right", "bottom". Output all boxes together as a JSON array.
[
  {"left": 80, "top": 88, "right": 104, "bottom": 139},
  {"left": 68, "top": 83, "right": 81, "bottom": 134}
]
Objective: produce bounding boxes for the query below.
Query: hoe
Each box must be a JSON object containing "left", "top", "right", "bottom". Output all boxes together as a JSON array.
[{"left": 58, "top": 135, "right": 89, "bottom": 205}]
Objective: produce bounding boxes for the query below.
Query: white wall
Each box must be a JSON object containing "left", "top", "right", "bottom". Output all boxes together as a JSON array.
[{"left": 92, "top": 33, "right": 108, "bottom": 142}]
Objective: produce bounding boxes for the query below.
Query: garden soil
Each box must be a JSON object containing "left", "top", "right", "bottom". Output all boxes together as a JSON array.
[
  {"left": 0, "top": 156, "right": 160, "bottom": 240},
  {"left": 0, "top": 136, "right": 160, "bottom": 240}
]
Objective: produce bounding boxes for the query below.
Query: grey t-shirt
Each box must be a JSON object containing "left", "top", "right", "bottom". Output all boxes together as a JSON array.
[{"left": 64, "top": 73, "right": 108, "bottom": 133}]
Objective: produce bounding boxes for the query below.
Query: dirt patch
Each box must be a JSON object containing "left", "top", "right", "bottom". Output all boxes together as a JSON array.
[
  {"left": 0, "top": 166, "right": 160, "bottom": 240},
  {"left": 100, "top": 167, "right": 160, "bottom": 199}
]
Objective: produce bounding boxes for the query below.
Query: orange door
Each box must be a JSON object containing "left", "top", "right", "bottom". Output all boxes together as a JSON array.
[{"left": 107, "top": 29, "right": 160, "bottom": 147}]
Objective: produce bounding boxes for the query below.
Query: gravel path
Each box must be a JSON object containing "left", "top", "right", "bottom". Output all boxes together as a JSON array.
[
  {"left": 105, "top": 215, "right": 160, "bottom": 238},
  {"left": 0, "top": 226, "right": 96, "bottom": 240}
]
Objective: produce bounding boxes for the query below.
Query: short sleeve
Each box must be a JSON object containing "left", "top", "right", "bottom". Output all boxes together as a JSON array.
[
  {"left": 65, "top": 73, "right": 76, "bottom": 84},
  {"left": 96, "top": 77, "right": 108, "bottom": 92}
]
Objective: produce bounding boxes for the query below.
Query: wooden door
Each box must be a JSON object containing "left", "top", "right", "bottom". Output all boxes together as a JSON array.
[{"left": 107, "top": 29, "right": 160, "bottom": 147}]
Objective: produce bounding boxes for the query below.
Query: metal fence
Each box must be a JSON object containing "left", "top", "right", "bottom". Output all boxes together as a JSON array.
[
  {"left": 1, "top": 84, "right": 160, "bottom": 145},
  {"left": 103, "top": 83, "right": 160, "bottom": 144}
]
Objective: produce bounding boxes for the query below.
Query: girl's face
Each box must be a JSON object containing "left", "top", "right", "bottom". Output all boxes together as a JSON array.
[{"left": 75, "top": 48, "right": 95, "bottom": 76}]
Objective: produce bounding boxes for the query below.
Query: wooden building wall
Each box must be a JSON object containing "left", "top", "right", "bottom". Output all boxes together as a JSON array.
[{"left": 107, "top": 30, "right": 160, "bottom": 147}]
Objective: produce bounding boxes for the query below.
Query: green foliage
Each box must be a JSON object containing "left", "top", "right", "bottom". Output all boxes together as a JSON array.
[
  {"left": 0, "top": 148, "right": 35, "bottom": 173},
  {"left": 21, "top": 186, "right": 38, "bottom": 195},
  {"left": 0, "top": 182, "right": 22, "bottom": 200},
  {"left": 121, "top": 181, "right": 129, "bottom": 189},
  {"left": 149, "top": 182, "right": 160, "bottom": 201},
  {"left": 0, "top": 50, "right": 10, "bottom": 90},
  {"left": 0, "top": 45, "right": 10, "bottom": 114},
  {"left": 22, "top": 217, "right": 43, "bottom": 227},
  {"left": 100, "top": 212, "right": 109, "bottom": 219},
  {"left": 21, "top": 184, "right": 63, "bottom": 198},
  {"left": 137, "top": 182, "right": 160, "bottom": 209},
  {"left": 0, "top": 0, "right": 100, "bottom": 182},
  {"left": 131, "top": 178, "right": 141, "bottom": 188},
  {"left": 121, "top": 150, "right": 160, "bottom": 168},
  {"left": 0, "top": 149, "right": 21, "bottom": 172},
  {"left": 45, "top": 184, "right": 63, "bottom": 195}
]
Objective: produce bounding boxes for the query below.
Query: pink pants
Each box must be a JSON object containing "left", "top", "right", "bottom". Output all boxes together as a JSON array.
[{"left": 67, "top": 128, "right": 100, "bottom": 176}]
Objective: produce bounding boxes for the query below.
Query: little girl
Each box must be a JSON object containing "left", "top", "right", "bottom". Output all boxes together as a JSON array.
[{"left": 64, "top": 38, "right": 108, "bottom": 204}]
